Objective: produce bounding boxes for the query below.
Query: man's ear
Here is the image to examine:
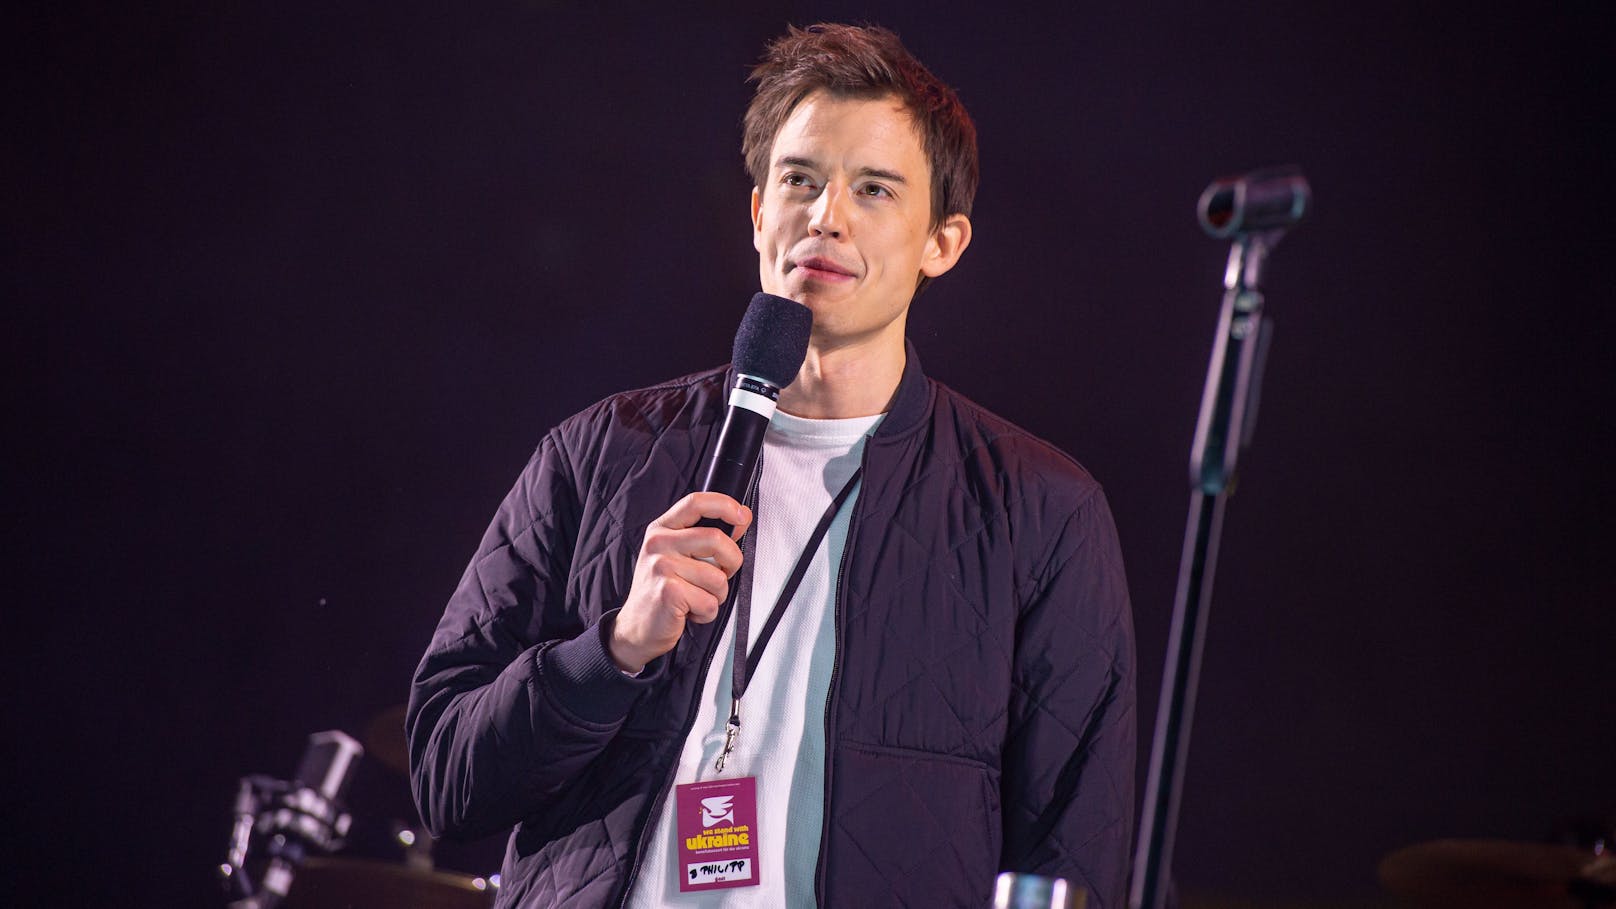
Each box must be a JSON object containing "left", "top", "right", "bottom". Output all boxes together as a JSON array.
[
  {"left": 920, "top": 212, "right": 972, "bottom": 279},
  {"left": 751, "top": 186, "right": 764, "bottom": 246}
]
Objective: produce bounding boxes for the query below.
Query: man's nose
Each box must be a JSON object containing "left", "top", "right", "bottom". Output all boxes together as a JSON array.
[{"left": 808, "top": 184, "right": 846, "bottom": 238}]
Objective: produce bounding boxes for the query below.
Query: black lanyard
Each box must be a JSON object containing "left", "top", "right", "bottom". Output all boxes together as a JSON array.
[{"left": 714, "top": 466, "right": 863, "bottom": 772}]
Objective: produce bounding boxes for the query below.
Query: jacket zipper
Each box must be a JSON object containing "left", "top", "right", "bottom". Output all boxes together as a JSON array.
[
  {"left": 812, "top": 442, "right": 870, "bottom": 906},
  {"left": 615, "top": 466, "right": 762, "bottom": 907}
]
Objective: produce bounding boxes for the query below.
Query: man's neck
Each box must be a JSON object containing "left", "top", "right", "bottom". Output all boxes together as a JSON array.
[{"left": 776, "top": 335, "right": 905, "bottom": 419}]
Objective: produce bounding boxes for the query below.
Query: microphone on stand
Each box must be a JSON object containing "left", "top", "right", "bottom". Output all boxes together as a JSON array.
[
  {"left": 222, "top": 730, "right": 364, "bottom": 909},
  {"left": 697, "top": 292, "right": 813, "bottom": 534},
  {"left": 1197, "top": 166, "right": 1310, "bottom": 238}
]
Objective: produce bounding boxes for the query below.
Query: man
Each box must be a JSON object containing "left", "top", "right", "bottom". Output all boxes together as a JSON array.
[{"left": 408, "top": 23, "right": 1134, "bottom": 908}]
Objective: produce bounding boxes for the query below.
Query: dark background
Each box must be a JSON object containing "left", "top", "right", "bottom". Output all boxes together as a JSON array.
[{"left": 9, "top": 1, "right": 1612, "bottom": 906}]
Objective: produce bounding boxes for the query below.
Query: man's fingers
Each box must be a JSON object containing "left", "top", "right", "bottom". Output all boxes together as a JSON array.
[
  {"left": 685, "top": 595, "right": 724, "bottom": 624},
  {"left": 655, "top": 492, "right": 750, "bottom": 532},
  {"left": 703, "top": 530, "right": 745, "bottom": 577},
  {"left": 650, "top": 564, "right": 722, "bottom": 626},
  {"left": 617, "top": 493, "right": 752, "bottom": 665},
  {"left": 667, "top": 554, "right": 730, "bottom": 604},
  {"left": 644, "top": 524, "right": 745, "bottom": 577},
  {"left": 616, "top": 494, "right": 754, "bottom": 668}
]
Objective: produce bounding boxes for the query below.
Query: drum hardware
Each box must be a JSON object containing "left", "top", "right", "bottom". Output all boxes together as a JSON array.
[
  {"left": 363, "top": 704, "right": 411, "bottom": 779},
  {"left": 392, "top": 819, "right": 436, "bottom": 872},
  {"left": 362, "top": 705, "right": 449, "bottom": 874},
  {"left": 283, "top": 856, "right": 493, "bottom": 909},
  {"left": 1379, "top": 835, "right": 1615, "bottom": 909}
]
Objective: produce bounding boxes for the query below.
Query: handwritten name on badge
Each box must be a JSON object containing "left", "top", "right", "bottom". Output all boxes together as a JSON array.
[{"left": 688, "top": 858, "right": 753, "bottom": 886}]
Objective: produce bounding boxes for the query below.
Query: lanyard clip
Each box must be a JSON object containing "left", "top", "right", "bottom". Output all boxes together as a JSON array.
[{"left": 714, "top": 703, "right": 741, "bottom": 773}]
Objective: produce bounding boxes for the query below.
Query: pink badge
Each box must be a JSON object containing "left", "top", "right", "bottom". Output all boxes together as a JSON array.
[{"left": 674, "top": 776, "right": 761, "bottom": 892}]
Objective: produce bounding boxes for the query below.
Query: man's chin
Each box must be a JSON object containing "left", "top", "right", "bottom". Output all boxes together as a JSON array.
[{"left": 783, "top": 283, "right": 854, "bottom": 309}]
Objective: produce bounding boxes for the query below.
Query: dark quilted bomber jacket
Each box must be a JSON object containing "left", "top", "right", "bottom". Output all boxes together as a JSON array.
[{"left": 407, "top": 344, "right": 1135, "bottom": 908}]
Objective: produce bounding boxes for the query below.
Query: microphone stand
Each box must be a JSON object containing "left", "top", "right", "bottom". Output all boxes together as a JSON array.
[{"left": 1130, "top": 168, "right": 1309, "bottom": 909}]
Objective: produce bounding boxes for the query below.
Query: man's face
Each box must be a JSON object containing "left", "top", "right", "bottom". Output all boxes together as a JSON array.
[{"left": 752, "top": 91, "right": 969, "bottom": 349}]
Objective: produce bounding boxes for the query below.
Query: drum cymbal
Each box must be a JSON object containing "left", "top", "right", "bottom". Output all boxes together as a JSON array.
[
  {"left": 1378, "top": 838, "right": 1604, "bottom": 909},
  {"left": 285, "top": 856, "right": 493, "bottom": 909},
  {"left": 363, "top": 704, "right": 410, "bottom": 778}
]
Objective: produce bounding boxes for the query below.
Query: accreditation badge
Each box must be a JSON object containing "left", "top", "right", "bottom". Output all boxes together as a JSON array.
[{"left": 674, "top": 776, "right": 760, "bottom": 892}]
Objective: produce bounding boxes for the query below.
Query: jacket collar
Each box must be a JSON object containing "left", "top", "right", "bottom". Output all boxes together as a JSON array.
[
  {"left": 872, "top": 338, "right": 932, "bottom": 440},
  {"left": 723, "top": 337, "right": 932, "bottom": 439}
]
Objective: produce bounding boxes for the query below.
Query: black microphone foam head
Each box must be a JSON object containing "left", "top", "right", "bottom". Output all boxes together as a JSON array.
[{"left": 733, "top": 292, "right": 813, "bottom": 389}]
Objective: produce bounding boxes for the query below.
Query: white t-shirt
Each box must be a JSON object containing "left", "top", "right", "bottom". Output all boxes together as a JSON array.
[{"left": 624, "top": 408, "right": 883, "bottom": 907}]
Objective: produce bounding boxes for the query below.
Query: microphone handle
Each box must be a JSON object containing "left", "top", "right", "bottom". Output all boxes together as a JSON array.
[{"left": 697, "top": 401, "right": 772, "bottom": 535}]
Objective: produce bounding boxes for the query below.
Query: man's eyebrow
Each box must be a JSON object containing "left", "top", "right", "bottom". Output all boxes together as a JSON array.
[
  {"left": 774, "top": 155, "right": 909, "bottom": 184},
  {"left": 859, "top": 167, "right": 908, "bottom": 185}
]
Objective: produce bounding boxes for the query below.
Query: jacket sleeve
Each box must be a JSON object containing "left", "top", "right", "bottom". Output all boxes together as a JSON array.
[
  {"left": 405, "top": 428, "right": 664, "bottom": 841},
  {"left": 1000, "top": 486, "right": 1137, "bottom": 909}
]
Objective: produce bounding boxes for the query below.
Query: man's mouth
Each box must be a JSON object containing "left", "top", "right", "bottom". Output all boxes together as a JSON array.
[{"left": 792, "top": 256, "right": 856, "bottom": 280}]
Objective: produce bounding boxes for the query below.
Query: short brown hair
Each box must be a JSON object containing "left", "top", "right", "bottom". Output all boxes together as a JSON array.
[{"left": 742, "top": 23, "right": 979, "bottom": 228}]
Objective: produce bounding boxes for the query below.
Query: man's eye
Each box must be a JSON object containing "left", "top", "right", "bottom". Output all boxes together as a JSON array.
[
  {"left": 783, "top": 173, "right": 814, "bottom": 188},
  {"left": 859, "top": 183, "right": 891, "bottom": 198}
]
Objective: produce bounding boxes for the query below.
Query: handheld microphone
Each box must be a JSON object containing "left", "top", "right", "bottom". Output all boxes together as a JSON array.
[{"left": 698, "top": 293, "right": 813, "bottom": 534}]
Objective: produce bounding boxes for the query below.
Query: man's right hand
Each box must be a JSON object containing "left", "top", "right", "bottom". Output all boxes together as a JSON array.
[{"left": 608, "top": 492, "right": 753, "bottom": 674}]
